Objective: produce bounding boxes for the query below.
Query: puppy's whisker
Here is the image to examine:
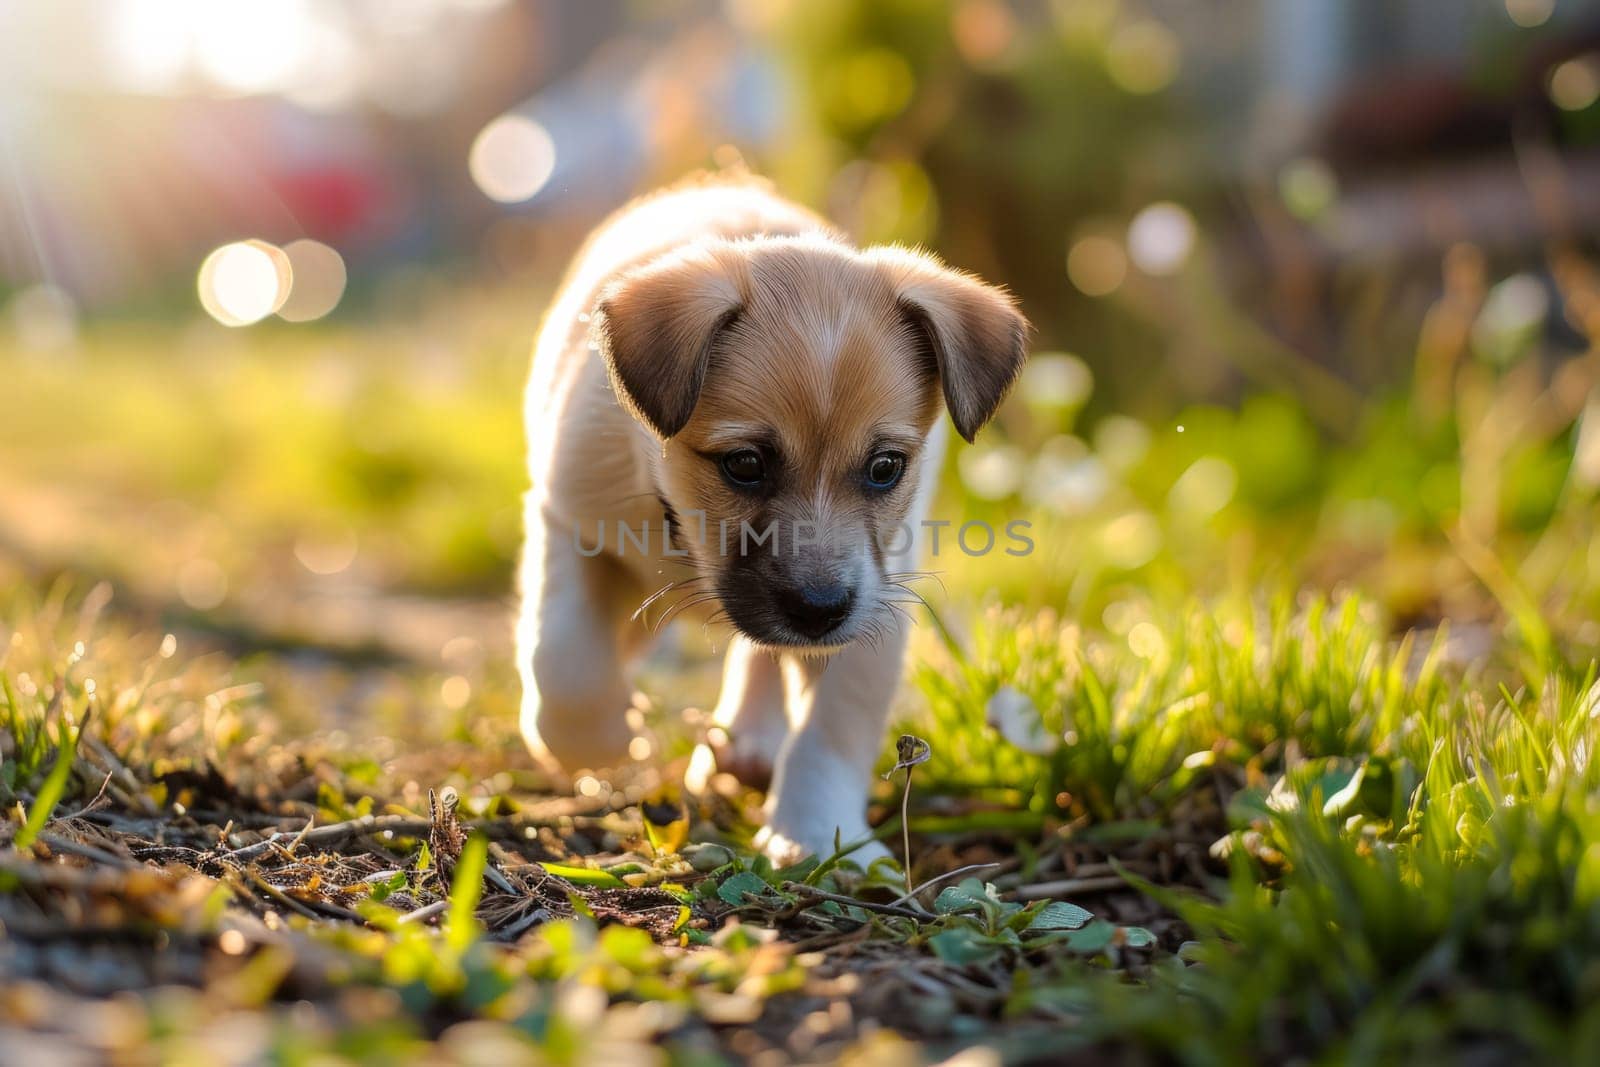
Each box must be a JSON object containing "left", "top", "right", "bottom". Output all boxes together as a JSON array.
[
  {"left": 877, "top": 595, "right": 926, "bottom": 622},
  {"left": 890, "top": 585, "right": 941, "bottom": 619},
  {"left": 882, "top": 601, "right": 915, "bottom": 626},
  {"left": 632, "top": 577, "right": 693, "bottom": 622},
  {"left": 701, "top": 609, "right": 732, "bottom": 642},
  {"left": 884, "top": 570, "right": 948, "bottom": 599},
  {"left": 655, "top": 590, "right": 721, "bottom": 630},
  {"left": 869, "top": 619, "right": 890, "bottom": 653}
]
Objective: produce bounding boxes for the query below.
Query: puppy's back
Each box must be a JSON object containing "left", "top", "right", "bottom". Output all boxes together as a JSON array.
[{"left": 579, "top": 175, "right": 835, "bottom": 284}]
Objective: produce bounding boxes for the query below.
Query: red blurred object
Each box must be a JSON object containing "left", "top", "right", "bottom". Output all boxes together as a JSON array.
[{"left": 269, "top": 165, "right": 396, "bottom": 242}]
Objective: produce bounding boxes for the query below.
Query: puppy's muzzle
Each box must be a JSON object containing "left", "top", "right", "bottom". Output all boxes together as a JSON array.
[{"left": 776, "top": 579, "right": 855, "bottom": 640}]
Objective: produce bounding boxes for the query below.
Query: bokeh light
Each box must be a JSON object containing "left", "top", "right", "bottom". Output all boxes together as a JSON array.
[
  {"left": 959, "top": 444, "right": 1026, "bottom": 500},
  {"left": 293, "top": 525, "right": 358, "bottom": 575},
  {"left": 1099, "top": 510, "right": 1162, "bottom": 569},
  {"left": 1279, "top": 158, "right": 1339, "bottom": 221},
  {"left": 1474, "top": 273, "right": 1549, "bottom": 365},
  {"left": 192, "top": 0, "right": 316, "bottom": 95},
  {"left": 108, "top": 0, "right": 194, "bottom": 91},
  {"left": 440, "top": 675, "right": 472, "bottom": 710},
  {"left": 1168, "top": 456, "right": 1238, "bottom": 518},
  {"left": 1505, "top": 0, "right": 1555, "bottom": 28},
  {"left": 1026, "top": 437, "right": 1109, "bottom": 514},
  {"left": 1019, "top": 352, "right": 1093, "bottom": 409},
  {"left": 198, "top": 240, "right": 292, "bottom": 327},
  {"left": 278, "top": 240, "right": 348, "bottom": 323},
  {"left": 469, "top": 115, "right": 558, "bottom": 204},
  {"left": 829, "top": 159, "right": 935, "bottom": 245},
  {"left": 1094, "top": 415, "right": 1151, "bottom": 473},
  {"left": 97, "top": 0, "right": 510, "bottom": 108},
  {"left": 825, "top": 48, "right": 916, "bottom": 127},
  {"left": 951, "top": 0, "right": 1017, "bottom": 68},
  {"left": 176, "top": 558, "right": 228, "bottom": 610},
  {"left": 1067, "top": 234, "right": 1128, "bottom": 297},
  {"left": 110, "top": 0, "right": 317, "bottom": 96},
  {"left": 1127, "top": 202, "right": 1197, "bottom": 276},
  {"left": 1106, "top": 20, "right": 1180, "bottom": 95},
  {"left": 1128, "top": 621, "right": 1166, "bottom": 660},
  {"left": 1549, "top": 57, "right": 1600, "bottom": 112}
]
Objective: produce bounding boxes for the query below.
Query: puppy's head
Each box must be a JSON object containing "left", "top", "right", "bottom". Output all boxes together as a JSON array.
[{"left": 596, "top": 234, "right": 1026, "bottom": 648}]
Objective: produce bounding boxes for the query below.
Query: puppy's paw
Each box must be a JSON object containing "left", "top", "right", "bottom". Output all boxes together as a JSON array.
[
  {"left": 683, "top": 727, "right": 777, "bottom": 794},
  {"left": 521, "top": 696, "right": 634, "bottom": 776},
  {"left": 683, "top": 743, "right": 720, "bottom": 795},
  {"left": 522, "top": 725, "right": 633, "bottom": 778},
  {"left": 750, "top": 825, "right": 808, "bottom": 867}
]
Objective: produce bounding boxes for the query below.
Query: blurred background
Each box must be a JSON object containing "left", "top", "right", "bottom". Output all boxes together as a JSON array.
[{"left": 4, "top": 0, "right": 1600, "bottom": 728}]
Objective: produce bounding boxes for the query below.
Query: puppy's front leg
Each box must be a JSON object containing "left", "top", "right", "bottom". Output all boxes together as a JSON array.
[
  {"left": 754, "top": 624, "right": 908, "bottom": 865},
  {"left": 517, "top": 513, "right": 640, "bottom": 773},
  {"left": 685, "top": 635, "right": 789, "bottom": 793}
]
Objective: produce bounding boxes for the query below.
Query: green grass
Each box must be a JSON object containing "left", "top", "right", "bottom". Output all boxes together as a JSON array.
[
  {"left": 6, "top": 562, "right": 1600, "bottom": 1060},
  {"left": 5, "top": 278, "right": 1600, "bottom": 1062},
  {"left": 1, "top": 319, "right": 527, "bottom": 600},
  {"left": 909, "top": 593, "right": 1450, "bottom": 821},
  {"left": 898, "top": 589, "right": 1600, "bottom": 1062}
]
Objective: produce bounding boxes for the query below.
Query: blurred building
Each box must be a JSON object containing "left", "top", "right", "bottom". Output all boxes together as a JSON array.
[
  {"left": 0, "top": 0, "right": 788, "bottom": 313},
  {"left": 1, "top": 0, "right": 1598, "bottom": 324},
  {"left": 1169, "top": 0, "right": 1600, "bottom": 256}
]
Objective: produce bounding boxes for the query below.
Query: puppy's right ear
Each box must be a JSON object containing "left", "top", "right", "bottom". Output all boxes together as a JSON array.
[{"left": 594, "top": 245, "right": 743, "bottom": 440}]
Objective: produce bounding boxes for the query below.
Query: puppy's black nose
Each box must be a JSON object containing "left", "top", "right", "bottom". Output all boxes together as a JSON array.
[{"left": 777, "top": 582, "right": 854, "bottom": 639}]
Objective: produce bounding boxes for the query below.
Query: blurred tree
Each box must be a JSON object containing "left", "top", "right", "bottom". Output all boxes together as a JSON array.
[{"left": 756, "top": 0, "right": 1200, "bottom": 413}]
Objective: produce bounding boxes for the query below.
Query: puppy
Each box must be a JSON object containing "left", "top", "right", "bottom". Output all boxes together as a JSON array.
[{"left": 517, "top": 176, "right": 1026, "bottom": 863}]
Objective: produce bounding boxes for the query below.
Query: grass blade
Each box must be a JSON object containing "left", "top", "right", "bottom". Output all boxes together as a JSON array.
[
  {"left": 14, "top": 711, "right": 86, "bottom": 850},
  {"left": 446, "top": 832, "right": 488, "bottom": 952}
]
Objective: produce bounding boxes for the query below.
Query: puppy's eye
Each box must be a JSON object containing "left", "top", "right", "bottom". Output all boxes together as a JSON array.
[
  {"left": 720, "top": 448, "right": 767, "bottom": 487},
  {"left": 864, "top": 451, "right": 906, "bottom": 491}
]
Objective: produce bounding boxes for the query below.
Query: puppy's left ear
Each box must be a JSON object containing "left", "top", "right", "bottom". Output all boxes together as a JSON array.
[
  {"left": 882, "top": 252, "right": 1029, "bottom": 442},
  {"left": 594, "top": 244, "right": 743, "bottom": 440}
]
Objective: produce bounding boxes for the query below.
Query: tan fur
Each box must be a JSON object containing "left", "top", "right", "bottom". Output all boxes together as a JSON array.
[{"left": 518, "top": 175, "right": 1027, "bottom": 861}]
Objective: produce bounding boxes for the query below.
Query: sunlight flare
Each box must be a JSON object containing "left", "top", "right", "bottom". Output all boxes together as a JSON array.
[{"left": 198, "top": 240, "right": 292, "bottom": 327}]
